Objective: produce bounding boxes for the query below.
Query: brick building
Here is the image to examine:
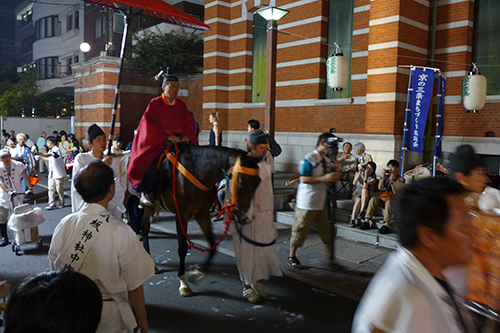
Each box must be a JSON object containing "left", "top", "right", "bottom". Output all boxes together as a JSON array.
[{"left": 202, "top": 0, "right": 500, "bottom": 172}]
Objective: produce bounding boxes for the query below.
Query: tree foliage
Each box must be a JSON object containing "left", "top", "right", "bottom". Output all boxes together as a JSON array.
[
  {"left": 0, "top": 66, "right": 74, "bottom": 118},
  {"left": 130, "top": 29, "right": 204, "bottom": 75}
]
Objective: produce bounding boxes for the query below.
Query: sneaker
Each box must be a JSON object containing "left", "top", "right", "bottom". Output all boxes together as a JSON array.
[
  {"left": 359, "top": 221, "right": 370, "bottom": 230},
  {"left": 243, "top": 288, "right": 261, "bottom": 303},
  {"left": 379, "top": 224, "right": 392, "bottom": 234},
  {"left": 45, "top": 205, "right": 57, "bottom": 210},
  {"left": 251, "top": 282, "right": 269, "bottom": 299},
  {"left": 58, "top": 204, "right": 65, "bottom": 209},
  {"left": 287, "top": 256, "right": 303, "bottom": 269}
]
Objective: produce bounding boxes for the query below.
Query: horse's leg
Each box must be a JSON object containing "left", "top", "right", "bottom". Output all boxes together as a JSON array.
[
  {"left": 141, "top": 207, "right": 152, "bottom": 254},
  {"left": 176, "top": 215, "right": 193, "bottom": 297},
  {"left": 194, "top": 213, "right": 216, "bottom": 276}
]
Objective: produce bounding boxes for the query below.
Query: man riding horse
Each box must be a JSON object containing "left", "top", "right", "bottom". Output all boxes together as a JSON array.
[{"left": 128, "top": 69, "right": 198, "bottom": 206}]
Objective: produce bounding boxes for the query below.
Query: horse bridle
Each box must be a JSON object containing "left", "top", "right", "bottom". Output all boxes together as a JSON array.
[{"left": 228, "top": 156, "right": 259, "bottom": 207}]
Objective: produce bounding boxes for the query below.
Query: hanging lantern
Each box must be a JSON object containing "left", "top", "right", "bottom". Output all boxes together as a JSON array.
[
  {"left": 327, "top": 43, "right": 349, "bottom": 91},
  {"left": 461, "top": 62, "right": 487, "bottom": 113}
]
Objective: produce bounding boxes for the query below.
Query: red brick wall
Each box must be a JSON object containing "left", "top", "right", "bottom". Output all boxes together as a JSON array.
[{"left": 204, "top": 0, "right": 498, "bottom": 138}]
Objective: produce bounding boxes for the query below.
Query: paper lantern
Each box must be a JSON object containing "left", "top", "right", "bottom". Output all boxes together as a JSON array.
[
  {"left": 327, "top": 53, "right": 349, "bottom": 91},
  {"left": 461, "top": 67, "right": 487, "bottom": 113}
]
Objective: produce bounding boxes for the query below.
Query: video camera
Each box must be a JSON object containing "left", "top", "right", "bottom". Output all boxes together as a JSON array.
[{"left": 326, "top": 135, "right": 343, "bottom": 161}]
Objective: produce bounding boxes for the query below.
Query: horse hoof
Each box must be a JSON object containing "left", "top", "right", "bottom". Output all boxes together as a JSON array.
[
  {"left": 179, "top": 286, "right": 193, "bottom": 297},
  {"left": 187, "top": 269, "right": 204, "bottom": 282},
  {"left": 178, "top": 275, "right": 193, "bottom": 297}
]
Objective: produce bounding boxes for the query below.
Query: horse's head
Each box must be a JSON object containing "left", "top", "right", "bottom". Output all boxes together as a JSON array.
[{"left": 229, "top": 154, "right": 261, "bottom": 225}]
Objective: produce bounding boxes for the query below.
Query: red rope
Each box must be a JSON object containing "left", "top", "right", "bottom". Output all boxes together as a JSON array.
[{"left": 171, "top": 141, "right": 235, "bottom": 252}]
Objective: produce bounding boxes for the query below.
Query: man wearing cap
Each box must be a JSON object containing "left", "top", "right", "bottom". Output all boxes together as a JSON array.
[
  {"left": 110, "top": 133, "right": 124, "bottom": 154},
  {"left": 0, "top": 149, "right": 33, "bottom": 246},
  {"left": 128, "top": 73, "right": 198, "bottom": 206},
  {"left": 71, "top": 124, "right": 126, "bottom": 219},
  {"left": 233, "top": 131, "right": 282, "bottom": 303},
  {"left": 288, "top": 133, "right": 340, "bottom": 269}
]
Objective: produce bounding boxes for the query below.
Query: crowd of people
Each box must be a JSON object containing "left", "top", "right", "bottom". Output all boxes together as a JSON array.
[{"left": 0, "top": 71, "right": 499, "bottom": 332}]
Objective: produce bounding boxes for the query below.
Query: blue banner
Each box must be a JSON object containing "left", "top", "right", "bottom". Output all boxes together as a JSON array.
[
  {"left": 406, "top": 68, "right": 435, "bottom": 153},
  {"left": 434, "top": 75, "right": 445, "bottom": 158}
]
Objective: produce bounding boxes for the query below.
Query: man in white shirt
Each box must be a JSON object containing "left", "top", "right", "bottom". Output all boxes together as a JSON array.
[
  {"left": 288, "top": 133, "right": 340, "bottom": 269},
  {"left": 0, "top": 149, "right": 33, "bottom": 247},
  {"left": 49, "top": 160, "right": 155, "bottom": 332},
  {"left": 71, "top": 124, "right": 126, "bottom": 219},
  {"left": 38, "top": 136, "right": 67, "bottom": 210},
  {"left": 352, "top": 177, "right": 475, "bottom": 333}
]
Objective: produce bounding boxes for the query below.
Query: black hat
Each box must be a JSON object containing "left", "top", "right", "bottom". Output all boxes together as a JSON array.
[
  {"left": 86, "top": 124, "right": 105, "bottom": 143},
  {"left": 250, "top": 131, "right": 268, "bottom": 146},
  {"left": 113, "top": 133, "right": 122, "bottom": 142},
  {"left": 162, "top": 67, "right": 179, "bottom": 83},
  {"left": 447, "top": 144, "right": 484, "bottom": 176}
]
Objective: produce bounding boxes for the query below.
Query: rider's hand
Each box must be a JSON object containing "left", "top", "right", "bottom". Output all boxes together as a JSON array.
[{"left": 181, "top": 137, "right": 190, "bottom": 143}]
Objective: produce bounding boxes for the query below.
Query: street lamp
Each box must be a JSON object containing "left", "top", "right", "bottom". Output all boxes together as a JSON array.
[
  {"left": 80, "top": 42, "right": 91, "bottom": 61},
  {"left": 255, "top": 6, "right": 289, "bottom": 139}
]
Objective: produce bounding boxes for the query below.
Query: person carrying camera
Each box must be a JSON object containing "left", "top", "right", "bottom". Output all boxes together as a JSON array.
[
  {"left": 288, "top": 133, "right": 340, "bottom": 269},
  {"left": 360, "top": 159, "right": 405, "bottom": 234}
]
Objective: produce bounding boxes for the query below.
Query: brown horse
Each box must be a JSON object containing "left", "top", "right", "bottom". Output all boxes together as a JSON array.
[{"left": 138, "top": 143, "right": 261, "bottom": 296}]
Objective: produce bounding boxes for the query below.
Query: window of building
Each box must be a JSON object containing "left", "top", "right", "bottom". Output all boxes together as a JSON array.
[
  {"left": 35, "top": 16, "right": 60, "bottom": 40},
  {"left": 95, "top": 16, "right": 107, "bottom": 38},
  {"left": 75, "top": 11, "right": 79, "bottom": 29},
  {"left": 74, "top": 55, "right": 79, "bottom": 63},
  {"left": 326, "top": 0, "right": 354, "bottom": 99},
  {"left": 21, "top": 9, "right": 33, "bottom": 25},
  {"left": 67, "top": 57, "right": 73, "bottom": 75},
  {"left": 67, "top": 14, "right": 73, "bottom": 31},
  {"left": 473, "top": 0, "right": 500, "bottom": 95},
  {"left": 251, "top": 14, "right": 268, "bottom": 103},
  {"left": 36, "top": 57, "right": 59, "bottom": 80},
  {"left": 113, "top": 13, "right": 124, "bottom": 33}
]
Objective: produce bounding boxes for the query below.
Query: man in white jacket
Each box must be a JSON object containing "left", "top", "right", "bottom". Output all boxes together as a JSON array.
[
  {"left": 352, "top": 177, "right": 475, "bottom": 333},
  {"left": 49, "top": 161, "right": 155, "bottom": 332}
]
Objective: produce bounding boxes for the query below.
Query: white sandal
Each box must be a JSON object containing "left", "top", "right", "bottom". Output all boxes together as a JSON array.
[
  {"left": 251, "top": 282, "right": 269, "bottom": 299},
  {"left": 243, "top": 288, "right": 261, "bottom": 303}
]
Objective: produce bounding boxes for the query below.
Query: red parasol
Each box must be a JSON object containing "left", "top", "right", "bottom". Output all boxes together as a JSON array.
[
  {"left": 82, "top": 0, "right": 209, "bottom": 149},
  {"left": 84, "top": 0, "right": 209, "bottom": 30}
]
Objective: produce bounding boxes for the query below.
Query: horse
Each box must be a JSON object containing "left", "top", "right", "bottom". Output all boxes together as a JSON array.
[{"left": 136, "top": 143, "right": 261, "bottom": 296}]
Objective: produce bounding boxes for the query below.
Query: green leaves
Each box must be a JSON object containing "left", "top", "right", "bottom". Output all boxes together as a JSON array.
[{"left": 129, "top": 28, "right": 203, "bottom": 75}]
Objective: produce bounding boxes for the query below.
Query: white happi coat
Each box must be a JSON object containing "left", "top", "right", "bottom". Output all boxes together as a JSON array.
[
  {"left": 0, "top": 160, "right": 27, "bottom": 209},
  {"left": 352, "top": 247, "right": 474, "bottom": 333},
  {"left": 49, "top": 203, "right": 155, "bottom": 332},
  {"left": 230, "top": 161, "right": 282, "bottom": 285},
  {"left": 71, "top": 151, "right": 126, "bottom": 218}
]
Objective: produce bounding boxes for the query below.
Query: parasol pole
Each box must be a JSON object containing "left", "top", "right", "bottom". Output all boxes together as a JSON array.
[{"left": 108, "top": 9, "right": 140, "bottom": 152}]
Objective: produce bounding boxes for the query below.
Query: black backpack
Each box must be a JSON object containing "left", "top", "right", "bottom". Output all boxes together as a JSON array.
[{"left": 267, "top": 135, "right": 281, "bottom": 157}]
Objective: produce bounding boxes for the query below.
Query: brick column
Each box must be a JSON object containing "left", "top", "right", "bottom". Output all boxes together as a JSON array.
[{"left": 364, "top": 0, "right": 430, "bottom": 135}]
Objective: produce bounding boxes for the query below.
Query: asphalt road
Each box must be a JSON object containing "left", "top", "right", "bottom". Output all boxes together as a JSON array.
[{"left": 1, "top": 183, "right": 359, "bottom": 333}]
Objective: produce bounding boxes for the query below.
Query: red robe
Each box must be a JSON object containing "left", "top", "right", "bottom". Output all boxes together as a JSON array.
[{"left": 128, "top": 94, "right": 198, "bottom": 188}]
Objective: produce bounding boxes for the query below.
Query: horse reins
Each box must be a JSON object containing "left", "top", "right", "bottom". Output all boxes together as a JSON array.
[{"left": 164, "top": 141, "right": 259, "bottom": 252}]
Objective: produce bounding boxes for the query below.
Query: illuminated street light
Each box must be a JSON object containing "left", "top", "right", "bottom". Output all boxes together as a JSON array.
[{"left": 255, "top": 6, "right": 290, "bottom": 138}]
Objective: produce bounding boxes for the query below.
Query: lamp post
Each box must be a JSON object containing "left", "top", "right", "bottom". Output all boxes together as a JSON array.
[
  {"left": 255, "top": 6, "right": 289, "bottom": 139},
  {"left": 79, "top": 42, "right": 91, "bottom": 61}
]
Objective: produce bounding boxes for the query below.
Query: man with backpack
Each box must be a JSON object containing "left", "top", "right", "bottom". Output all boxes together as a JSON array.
[{"left": 246, "top": 119, "right": 282, "bottom": 185}]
